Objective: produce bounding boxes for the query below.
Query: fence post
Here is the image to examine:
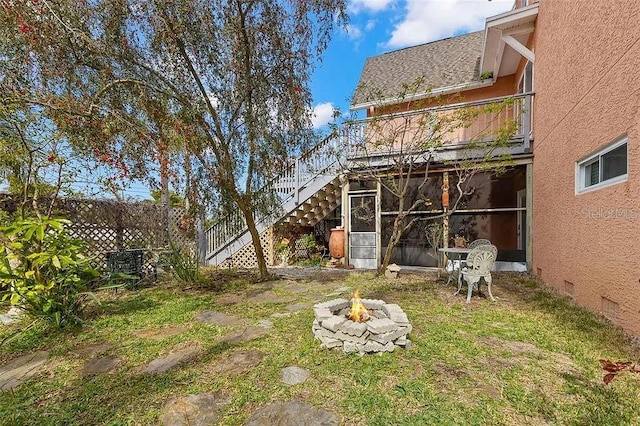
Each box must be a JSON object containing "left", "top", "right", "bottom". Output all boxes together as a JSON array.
[{"left": 197, "top": 216, "right": 207, "bottom": 265}]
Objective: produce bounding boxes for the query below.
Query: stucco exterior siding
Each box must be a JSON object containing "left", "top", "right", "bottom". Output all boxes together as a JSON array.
[{"left": 533, "top": 1, "right": 640, "bottom": 334}]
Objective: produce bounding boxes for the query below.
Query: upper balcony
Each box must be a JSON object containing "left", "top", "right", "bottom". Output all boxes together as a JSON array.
[{"left": 342, "top": 93, "right": 533, "bottom": 167}]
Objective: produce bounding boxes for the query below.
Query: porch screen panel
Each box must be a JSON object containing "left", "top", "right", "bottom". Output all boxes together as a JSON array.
[
  {"left": 380, "top": 173, "right": 443, "bottom": 267},
  {"left": 448, "top": 212, "right": 524, "bottom": 262},
  {"left": 449, "top": 167, "right": 526, "bottom": 209},
  {"left": 380, "top": 214, "right": 443, "bottom": 267}
]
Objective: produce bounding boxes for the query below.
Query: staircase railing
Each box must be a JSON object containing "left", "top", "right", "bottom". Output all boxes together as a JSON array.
[{"left": 203, "top": 133, "right": 344, "bottom": 261}]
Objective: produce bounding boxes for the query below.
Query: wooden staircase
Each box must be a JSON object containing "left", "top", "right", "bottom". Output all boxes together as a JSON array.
[{"left": 203, "top": 134, "right": 344, "bottom": 266}]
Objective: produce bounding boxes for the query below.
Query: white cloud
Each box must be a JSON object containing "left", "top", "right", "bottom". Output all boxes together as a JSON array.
[
  {"left": 345, "top": 24, "right": 364, "bottom": 41},
  {"left": 386, "top": 0, "right": 513, "bottom": 49},
  {"left": 311, "top": 102, "right": 336, "bottom": 129},
  {"left": 365, "top": 20, "right": 376, "bottom": 31},
  {"left": 349, "top": 0, "right": 394, "bottom": 13}
]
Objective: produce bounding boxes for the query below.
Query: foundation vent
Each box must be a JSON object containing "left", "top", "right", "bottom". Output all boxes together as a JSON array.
[
  {"left": 601, "top": 297, "right": 619, "bottom": 321},
  {"left": 536, "top": 268, "right": 542, "bottom": 278},
  {"left": 564, "top": 281, "right": 575, "bottom": 298}
]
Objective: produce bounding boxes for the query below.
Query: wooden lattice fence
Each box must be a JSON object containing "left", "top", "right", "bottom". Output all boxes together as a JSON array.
[{"left": 0, "top": 194, "right": 196, "bottom": 271}]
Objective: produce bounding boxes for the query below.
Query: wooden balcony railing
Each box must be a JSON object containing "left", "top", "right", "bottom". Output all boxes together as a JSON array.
[{"left": 342, "top": 93, "right": 533, "bottom": 159}]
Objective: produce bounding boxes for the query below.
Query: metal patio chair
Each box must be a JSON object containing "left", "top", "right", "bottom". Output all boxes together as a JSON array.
[
  {"left": 467, "top": 238, "right": 492, "bottom": 250},
  {"left": 456, "top": 245, "right": 497, "bottom": 303}
]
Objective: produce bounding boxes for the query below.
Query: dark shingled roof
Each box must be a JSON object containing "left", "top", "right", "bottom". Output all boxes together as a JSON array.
[{"left": 351, "top": 31, "right": 484, "bottom": 107}]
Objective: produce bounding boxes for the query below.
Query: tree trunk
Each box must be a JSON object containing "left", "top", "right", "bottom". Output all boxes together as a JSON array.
[
  {"left": 159, "top": 150, "right": 170, "bottom": 246},
  {"left": 378, "top": 216, "right": 403, "bottom": 275},
  {"left": 238, "top": 198, "right": 269, "bottom": 280}
]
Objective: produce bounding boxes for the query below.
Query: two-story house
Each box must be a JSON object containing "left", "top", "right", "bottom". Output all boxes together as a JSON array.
[{"left": 203, "top": 0, "right": 640, "bottom": 337}]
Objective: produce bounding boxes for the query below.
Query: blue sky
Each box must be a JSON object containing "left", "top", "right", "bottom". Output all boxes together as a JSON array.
[{"left": 309, "top": 0, "right": 514, "bottom": 128}]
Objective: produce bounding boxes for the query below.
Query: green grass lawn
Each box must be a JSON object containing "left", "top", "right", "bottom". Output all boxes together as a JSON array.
[{"left": 1, "top": 270, "right": 639, "bottom": 425}]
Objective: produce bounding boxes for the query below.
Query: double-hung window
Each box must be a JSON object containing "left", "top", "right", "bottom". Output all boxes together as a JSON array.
[{"left": 576, "top": 136, "right": 628, "bottom": 193}]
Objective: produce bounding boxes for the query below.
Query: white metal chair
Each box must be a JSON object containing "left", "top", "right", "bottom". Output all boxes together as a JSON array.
[
  {"left": 456, "top": 245, "right": 497, "bottom": 303},
  {"left": 461, "top": 239, "right": 493, "bottom": 269},
  {"left": 468, "top": 239, "right": 492, "bottom": 250}
]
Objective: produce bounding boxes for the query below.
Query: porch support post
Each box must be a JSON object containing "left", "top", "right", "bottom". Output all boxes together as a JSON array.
[
  {"left": 295, "top": 158, "right": 300, "bottom": 205},
  {"left": 441, "top": 171, "right": 450, "bottom": 270},
  {"left": 523, "top": 94, "right": 532, "bottom": 151},
  {"left": 342, "top": 179, "right": 350, "bottom": 267},
  {"left": 376, "top": 179, "right": 382, "bottom": 269},
  {"left": 526, "top": 163, "right": 533, "bottom": 270}
]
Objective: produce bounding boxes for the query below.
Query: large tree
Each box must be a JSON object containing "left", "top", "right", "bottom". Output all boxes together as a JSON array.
[{"left": 0, "top": 0, "right": 347, "bottom": 278}]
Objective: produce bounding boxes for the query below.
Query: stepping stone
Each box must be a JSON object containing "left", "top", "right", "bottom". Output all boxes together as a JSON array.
[
  {"left": 257, "top": 320, "right": 273, "bottom": 328},
  {"left": 141, "top": 342, "right": 202, "bottom": 374},
  {"left": 74, "top": 342, "right": 113, "bottom": 358},
  {"left": 284, "top": 302, "right": 310, "bottom": 313},
  {"left": 281, "top": 366, "right": 310, "bottom": 385},
  {"left": 215, "top": 294, "right": 244, "bottom": 306},
  {"left": 0, "top": 306, "right": 24, "bottom": 325},
  {"left": 82, "top": 357, "right": 122, "bottom": 376},
  {"left": 133, "top": 326, "right": 190, "bottom": 340},
  {"left": 270, "top": 313, "right": 291, "bottom": 319},
  {"left": 245, "top": 400, "right": 339, "bottom": 426},
  {"left": 0, "top": 351, "right": 49, "bottom": 391},
  {"left": 219, "top": 327, "right": 270, "bottom": 345},
  {"left": 281, "top": 283, "right": 310, "bottom": 294},
  {"left": 324, "top": 286, "right": 351, "bottom": 297},
  {"left": 246, "top": 291, "right": 296, "bottom": 304},
  {"left": 210, "top": 350, "right": 264, "bottom": 375},
  {"left": 159, "top": 391, "right": 230, "bottom": 426},
  {"left": 195, "top": 310, "right": 244, "bottom": 327}
]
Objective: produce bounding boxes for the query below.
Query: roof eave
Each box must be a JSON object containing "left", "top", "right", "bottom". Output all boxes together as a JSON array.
[
  {"left": 350, "top": 79, "right": 493, "bottom": 112},
  {"left": 480, "top": 3, "right": 539, "bottom": 78}
]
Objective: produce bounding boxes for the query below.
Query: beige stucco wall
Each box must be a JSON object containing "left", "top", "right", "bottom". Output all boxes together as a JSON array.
[{"left": 533, "top": 1, "right": 640, "bottom": 334}]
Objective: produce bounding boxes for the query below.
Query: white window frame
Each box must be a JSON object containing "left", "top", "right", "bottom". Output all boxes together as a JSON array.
[{"left": 576, "top": 135, "right": 628, "bottom": 194}]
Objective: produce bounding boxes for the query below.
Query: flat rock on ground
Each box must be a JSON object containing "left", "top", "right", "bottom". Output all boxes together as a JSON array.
[
  {"left": 141, "top": 342, "right": 203, "bottom": 374},
  {"left": 159, "top": 392, "right": 230, "bottom": 426},
  {"left": 0, "top": 306, "right": 24, "bottom": 325},
  {"left": 246, "top": 291, "right": 296, "bottom": 304},
  {"left": 133, "top": 326, "right": 190, "bottom": 340},
  {"left": 281, "top": 366, "right": 310, "bottom": 385},
  {"left": 257, "top": 320, "right": 273, "bottom": 328},
  {"left": 210, "top": 350, "right": 264, "bottom": 375},
  {"left": 81, "top": 357, "right": 122, "bottom": 376},
  {"left": 270, "top": 267, "right": 349, "bottom": 282},
  {"left": 195, "top": 310, "right": 245, "bottom": 327},
  {"left": 244, "top": 400, "right": 339, "bottom": 426},
  {"left": 284, "top": 302, "right": 310, "bottom": 313},
  {"left": 219, "top": 327, "right": 270, "bottom": 345},
  {"left": 215, "top": 294, "right": 245, "bottom": 306},
  {"left": 279, "top": 282, "right": 310, "bottom": 294},
  {"left": 0, "top": 351, "right": 49, "bottom": 391},
  {"left": 74, "top": 342, "right": 113, "bottom": 358}
]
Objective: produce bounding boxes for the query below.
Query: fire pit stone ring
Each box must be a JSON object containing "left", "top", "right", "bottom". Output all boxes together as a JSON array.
[{"left": 312, "top": 297, "right": 412, "bottom": 354}]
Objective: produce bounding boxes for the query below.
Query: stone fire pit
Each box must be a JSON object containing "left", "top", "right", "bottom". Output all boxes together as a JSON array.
[{"left": 312, "top": 297, "right": 412, "bottom": 354}]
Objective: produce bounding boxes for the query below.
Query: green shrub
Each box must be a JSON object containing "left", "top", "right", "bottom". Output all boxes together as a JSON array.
[
  {"left": 0, "top": 217, "right": 102, "bottom": 328},
  {"left": 162, "top": 244, "right": 205, "bottom": 287}
]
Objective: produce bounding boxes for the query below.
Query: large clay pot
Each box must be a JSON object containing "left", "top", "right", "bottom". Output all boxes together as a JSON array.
[{"left": 329, "top": 227, "right": 345, "bottom": 258}]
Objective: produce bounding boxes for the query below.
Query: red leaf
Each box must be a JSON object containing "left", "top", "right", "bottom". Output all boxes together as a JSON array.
[
  {"left": 603, "top": 373, "right": 617, "bottom": 385},
  {"left": 599, "top": 359, "right": 618, "bottom": 371}
]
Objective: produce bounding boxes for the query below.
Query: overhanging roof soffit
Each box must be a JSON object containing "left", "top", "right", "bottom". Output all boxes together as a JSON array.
[{"left": 481, "top": 3, "right": 538, "bottom": 78}]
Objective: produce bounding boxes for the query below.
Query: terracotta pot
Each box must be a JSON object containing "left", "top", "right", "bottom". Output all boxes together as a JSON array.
[{"left": 329, "top": 227, "right": 345, "bottom": 258}]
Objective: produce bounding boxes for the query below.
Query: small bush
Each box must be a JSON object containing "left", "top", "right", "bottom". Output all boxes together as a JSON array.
[
  {"left": 162, "top": 244, "right": 206, "bottom": 287},
  {"left": 0, "top": 217, "right": 102, "bottom": 328}
]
